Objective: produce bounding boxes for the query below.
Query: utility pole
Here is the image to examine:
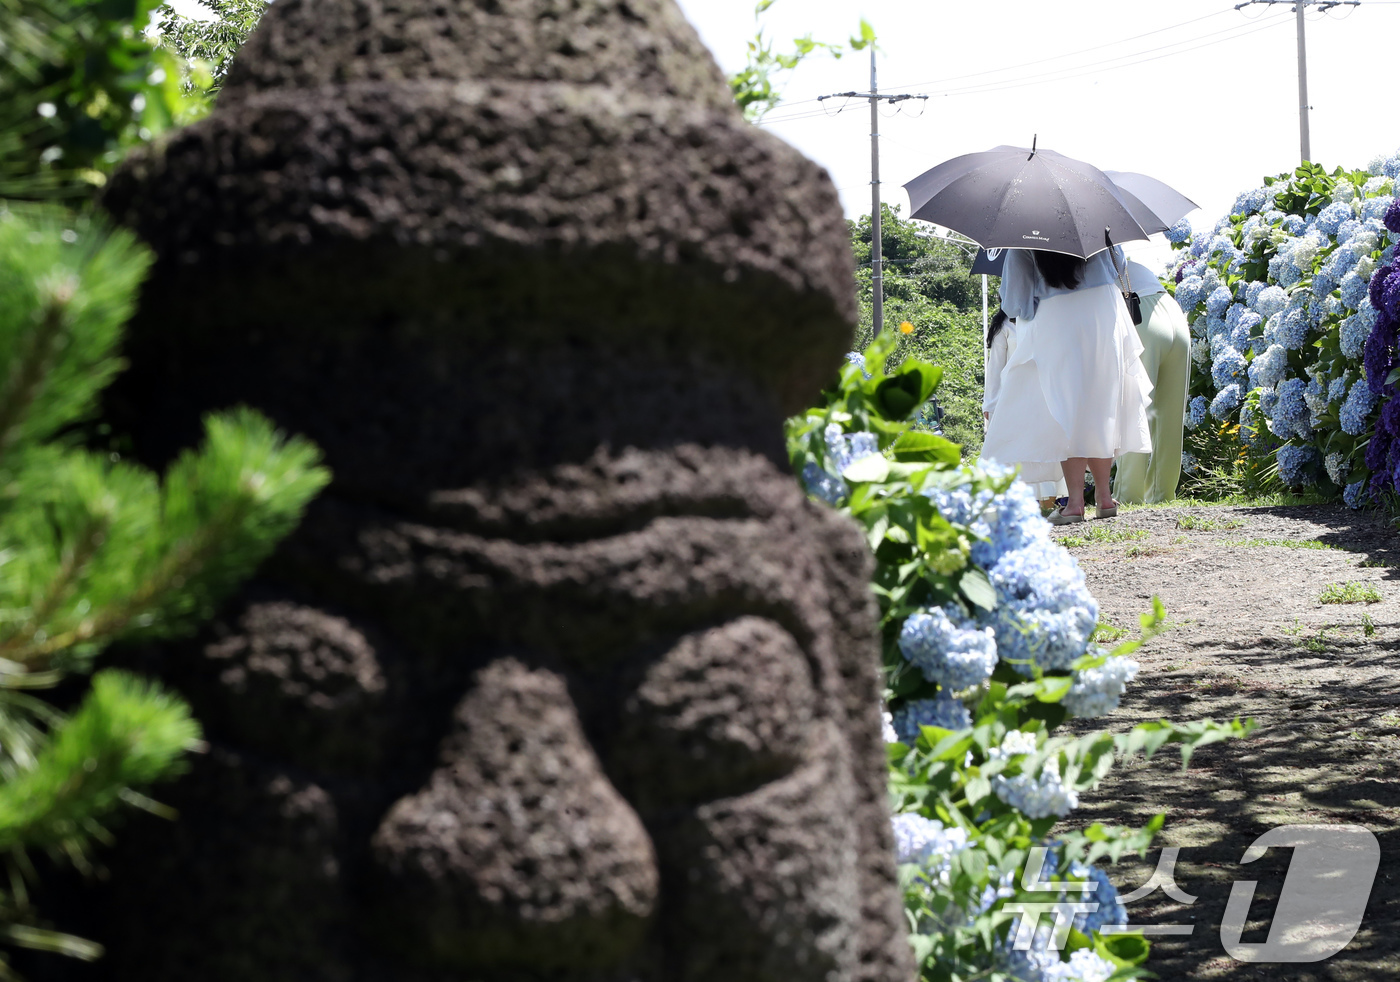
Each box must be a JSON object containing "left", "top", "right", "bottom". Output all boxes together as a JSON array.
[
  {"left": 1235, "top": 0, "right": 1360, "bottom": 164},
  {"left": 819, "top": 51, "right": 927, "bottom": 336}
]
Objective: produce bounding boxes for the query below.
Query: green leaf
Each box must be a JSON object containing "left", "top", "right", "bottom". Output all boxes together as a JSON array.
[
  {"left": 843, "top": 453, "right": 890, "bottom": 483},
  {"left": 1096, "top": 931, "right": 1151, "bottom": 968},
  {"left": 892, "top": 430, "right": 961, "bottom": 465},
  {"left": 959, "top": 567, "right": 997, "bottom": 611}
]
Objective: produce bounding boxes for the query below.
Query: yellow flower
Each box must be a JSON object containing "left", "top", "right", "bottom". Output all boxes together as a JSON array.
[{"left": 899, "top": 321, "right": 915, "bottom": 334}]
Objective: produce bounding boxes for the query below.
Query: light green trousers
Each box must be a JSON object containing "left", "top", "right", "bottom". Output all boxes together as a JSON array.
[{"left": 1114, "top": 292, "right": 1191, "bottom": 504}]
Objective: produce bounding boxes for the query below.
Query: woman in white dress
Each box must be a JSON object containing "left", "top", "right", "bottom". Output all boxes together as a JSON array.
[
  {"left": 980, "top": 248, "right": 1153, "bottom": 524},
  {"left": 983, "top": 309, "right": 1067, "bottom": 505}
]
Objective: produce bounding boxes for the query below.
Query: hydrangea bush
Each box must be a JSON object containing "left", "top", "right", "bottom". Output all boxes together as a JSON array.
[
  {"left": 1166, "top": 152, "right": 1400, "bottom": 505},
  {"left": 787, "top": 334, "right": 1250, "bottom": 982}
]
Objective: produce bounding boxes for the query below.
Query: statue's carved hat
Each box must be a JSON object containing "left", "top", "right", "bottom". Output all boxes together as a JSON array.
[{"left": 103, "top": 0, "right": 858, "bottom": 412}]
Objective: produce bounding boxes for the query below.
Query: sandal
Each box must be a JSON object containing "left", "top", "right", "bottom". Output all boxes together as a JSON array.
[
  {"left": 1047, "top": 508, "right": 1085, "bottom": 526},
  {"left": 1095, "top": 504, "right": 1119, "bottom": 519}
]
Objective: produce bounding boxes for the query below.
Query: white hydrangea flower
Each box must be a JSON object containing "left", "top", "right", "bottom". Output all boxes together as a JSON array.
[{"left": 992, "top": 756, "right": 1079, "bottom": 818}]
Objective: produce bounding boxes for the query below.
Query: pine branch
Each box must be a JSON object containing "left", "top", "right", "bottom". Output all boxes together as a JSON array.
[{"left": 0, "top": 280, "right": 71, "bottom": 468}]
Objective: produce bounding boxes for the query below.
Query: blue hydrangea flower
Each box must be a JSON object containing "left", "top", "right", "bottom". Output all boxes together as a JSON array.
[
  {"left": 844, "top": 350, "right": 870, "bottom": 378},
  {"left": 1071, "top": 862, "right": 1129, "bottom": 936},
  {"left": 1273, "top": 307, "right": 1311, "bottom": 349},
  {"left": 1249, "top": 344, "right": 1288, "bottom": 389},
  {"left": 1166, "top": 217, "right": 1192, "bottom": 244},
  {"left": 1186, "top": 395, "right": 1208, "bottom": 429},
  {"left": 1202, "top": 266, "right": 1222, "bottom": 294},
  {"left": 1210, "top": 384, "right": 1242, "bottom": 418},
  {"left": 1328, "top": 244, "right": 1360, "bottom": 279},
  {"left": 983, "top": 536, "right": 1098, "bottom": 675},
  {"left": 1338, "top": 218, "right": 1363, "bottom": 244},
  {"left": 1175, "top": 275, "right": 1206, "bottom": 310},
  {"left": 1363, "top": 195, "right": 1396, "bottom": 222},
  {"left": 1260, "top": 386, "right": 1281, "bottom": 420},
  {"left": 1211, "top": 346, "right": 1246, "bottom": 388},
  {"left": 1341, "top": 302, "right": 1377, "bottom": 359},
  {"left": 1329, "top": 376, "right": 1350, "bottom": 403},
  {"left": 1233, "top": 310, "right": 1263, "bottom": 351},
  {"left": 1272, "top": 255, "right": 1303, "bottom": 289},
  {"left": 1282, "top": 214, "right": 1308, "bottom": 235},
  {"left": 1341, "top": 270, "right": 1370, "bottom": 310},
  {"left": 1340, "top": 380, "right": 1379, "bottom": 435},
  {"left": 825, "top": 424, "right": 880, "bottom": 475},
  {"left": 1272, "top": 377, "right": 1312, "bottom": 438},
  {"left": 1245, "top": 280, "right": 1266, "bottom": 308},
  {"left": 1063, "top": 656, "right": 1139, "bottom": 718},
  {"left": 1253, "top": 284, "right": 1288, "bottom": 318},
  {"left": 1232, "top": 187, "right": 1268, "bottom": 216},
  {"left": 899, "top": 606, "right": 999, "bottom": 690},
  {"left": 1344, "top": 480, "right": 1367, "bottom": 509},
  {"left": 802, "top": 462, "right": 846, "bottom": 505},
  {"left": 1181, "top": 451, "right": 1199, "bottom": 475},
  {"left": 892, "top": 691, "right": 972, "bottom": 742},
  {"left": 1205, "top": 285, "right": 1234, "bottom": 319},
  {"left": 1313, "top": 270, "right": 1338, "bottom": 298},
  {"left": 1316, "top": 201, "right": 1353, "bottom": 235},
  {"left": 1277, "top": 444, "right": 1317, "bottom": 487}
]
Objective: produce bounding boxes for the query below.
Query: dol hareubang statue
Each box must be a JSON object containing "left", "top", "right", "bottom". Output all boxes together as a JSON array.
[{"left": 81, "top": 0, "right": 913, "bottom": 979}]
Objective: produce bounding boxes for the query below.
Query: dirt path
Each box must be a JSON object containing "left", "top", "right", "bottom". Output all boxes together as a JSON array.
[{"left": 1052, "top": 503, "right": 1400, "bottom": 982}]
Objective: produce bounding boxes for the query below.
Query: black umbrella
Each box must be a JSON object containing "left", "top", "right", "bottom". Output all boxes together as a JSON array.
[
  {"left": 970, "top": 247, "right": 1005, "bottom": 277},
  {"left": 903, "top": 143, "right": 1151, "bottom": 258},
  {"left": 1103, "top": 170, "right": 1199, "bottom": 227}
]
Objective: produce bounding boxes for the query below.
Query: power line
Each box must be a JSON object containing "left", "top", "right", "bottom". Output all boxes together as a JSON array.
[
  {"left": 767, "top": 8, "right": 1237, "bottom": 114},
  {"left": 758, "top": 11, "right": 1291, "bottom": 125}
]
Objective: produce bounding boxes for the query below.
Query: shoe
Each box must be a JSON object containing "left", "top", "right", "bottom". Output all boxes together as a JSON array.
[
  {"left": 1048, "top": 508, "right": 1085, "bottom": 526},
  {"left": 1095, "top": 505, "right": 1119, "bottom": 519}
]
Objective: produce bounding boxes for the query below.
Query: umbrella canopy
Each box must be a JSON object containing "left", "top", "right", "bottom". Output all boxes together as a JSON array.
[
  {"left": 1103, "top": 170, "right": 1199, "bottom": 228},
  {"left": 903, "top": 144, "right": 1151, "bottom": 258},
  {"left": 970, "top": 247, "right": 1006, "bottom": 277}
]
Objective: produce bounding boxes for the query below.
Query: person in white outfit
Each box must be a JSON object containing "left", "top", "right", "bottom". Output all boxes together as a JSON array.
[
  {"left": 980, "top": 248, "right": 1153, "bottom": 524},
  {"left": 983, "top": 309, "right": 1067, "bottom": 505}
]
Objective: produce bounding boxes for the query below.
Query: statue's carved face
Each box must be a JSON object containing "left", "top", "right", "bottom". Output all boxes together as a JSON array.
[{"left": 96, "top": 446, "right": 904, "bottom": 982}]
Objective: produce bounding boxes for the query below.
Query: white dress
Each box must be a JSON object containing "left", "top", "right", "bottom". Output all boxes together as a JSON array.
[
  {"left": 983, "top": 320, "right": 1068, "bottom": 499},
  {"left": 981, "top": 282, "right": 1153, "bottom": 482}
]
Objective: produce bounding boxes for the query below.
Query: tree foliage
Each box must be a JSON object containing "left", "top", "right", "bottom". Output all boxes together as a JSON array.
[
  {"left": 0, "top": 3, "right": 329, "bottom": 970},
  {"left": 727, "top": 0, "right": 875, "bottom": 121},
  {"left": 849, "top": 205, "right": 992, "bottom": 455},
  {"left": 155, "top": 0, "right": 269, "bottom": 99},
  {"left": 0, "top": 0, "right": 194, "bottom": 200}
]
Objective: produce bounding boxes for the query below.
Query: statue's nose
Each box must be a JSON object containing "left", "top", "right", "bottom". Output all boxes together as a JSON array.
[{"left": 369, "top": 657, "right": 658, "bottom": 973}]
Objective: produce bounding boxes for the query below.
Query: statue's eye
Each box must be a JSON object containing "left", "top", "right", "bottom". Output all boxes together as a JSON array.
[
  {"left": 193, "top": 600, "right": 398, "bottom": 774},
  {"left": 606, "top": 616, "right": 819, "bottom": 814}
]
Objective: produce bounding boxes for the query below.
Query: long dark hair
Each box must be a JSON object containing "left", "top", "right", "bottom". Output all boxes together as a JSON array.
[
  {"left": 987, "top": 309, "right": 1008, "bottom": 349},
  {"left": 1032, "top": 250, "right": 1085, "bottom": 291}
]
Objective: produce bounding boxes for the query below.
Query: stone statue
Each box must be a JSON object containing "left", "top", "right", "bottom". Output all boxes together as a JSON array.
[{"left": 60, "top": 1, "right": 914, "bottom": 979}]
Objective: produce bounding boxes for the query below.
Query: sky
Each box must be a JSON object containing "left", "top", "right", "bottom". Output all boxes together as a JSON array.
[
  {"left": 673, "top": 0, "right": 1400, "bottom": 265},
  {"left": 166, "top": 0, "right": 1400, "bottom": 265}
]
